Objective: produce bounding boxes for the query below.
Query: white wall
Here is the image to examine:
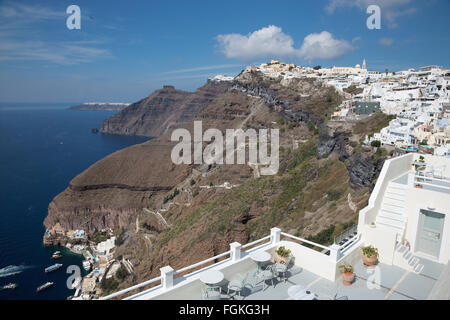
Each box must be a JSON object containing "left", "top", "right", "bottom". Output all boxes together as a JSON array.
[
  {"left": 361, "top": 225, "right": 397, "bottom": 265},
  {"left": 268, "top": 241, "right": 338, "bottom": 281},
  {"left": 358, "top": 153, "right": 414, "bottom": 227}
]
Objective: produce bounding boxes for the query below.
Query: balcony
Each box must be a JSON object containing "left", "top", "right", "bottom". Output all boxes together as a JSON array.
[
  {"left": 99, "top": 226, "right": 446, "bottom": 300},
  {"left": 101, "top": 228, "right": 364, "bottom": 300}
]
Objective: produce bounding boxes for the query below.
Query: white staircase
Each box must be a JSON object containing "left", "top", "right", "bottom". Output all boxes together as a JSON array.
[
  {"left": 375, "top": 182, "right": 408, "bottom": 242},
  {"left": 394, "top": 244, "right": 424, "bottom": 274}
]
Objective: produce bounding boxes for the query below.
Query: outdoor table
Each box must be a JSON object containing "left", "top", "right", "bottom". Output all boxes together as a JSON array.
[
  {"left": 288, "top": 285, "right": 316, "bottom": 300},
  {"left": 250, "top": 251, "right": 271, "bottom": 273},
  {"left": 199, "top": 270, "right": 224, "bottom": 291}
]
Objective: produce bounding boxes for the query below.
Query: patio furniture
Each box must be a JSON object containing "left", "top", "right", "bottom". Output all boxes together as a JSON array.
[
  {"left": 258, "top": 269, "right": 275, "bottom": 291},
  {"left": 287, "top": 285, "right": 316, "bottom": 300},
  {"left": 202, "top": 288, "right": 221, "bottom": 300},
  {"left": 227, "top": 275, "right": 246, "bottom": 298},
  {"left": 199, "top": 270, "right": 224, "bottom": 292},
  {"left": 273, "top": 255, "right": 294, "bottom": 282},
  {"left": 250, "top": 251, "right": 272, "bottom": 274}
]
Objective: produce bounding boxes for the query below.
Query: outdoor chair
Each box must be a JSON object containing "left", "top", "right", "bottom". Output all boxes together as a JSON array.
[
  {"left": 258, "top": 269, "right": 275, "bottom": 291},
  {"left": 202, "top": 288, "right": 221, "bottom": 300},
  {"left": 273, "top": 255, "right": 294, "bottom": 282},
  {"left": 227, "top": 275, "right": 246, "bottom": 298}
]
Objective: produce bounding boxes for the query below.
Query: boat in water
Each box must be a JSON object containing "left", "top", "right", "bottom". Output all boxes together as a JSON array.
[
  {"left": 52, "top": 251, "right": 62, "bottom": 259},
  {"left": 36, "top": 282, "right": 53, "bottom": 292},
  {"left": 44, "top": 263, "right": 63, "bottom": 273},
  {"left": 82, "top": 260, "right": 91, "bottom": 271},
  {"left": 0, "top": 283, "right": 18, "bottom": 290}
]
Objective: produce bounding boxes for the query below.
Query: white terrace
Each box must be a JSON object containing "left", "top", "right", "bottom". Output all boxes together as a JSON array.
[{"left": 100, "top": 153, "right": 450, "bottom": 300}]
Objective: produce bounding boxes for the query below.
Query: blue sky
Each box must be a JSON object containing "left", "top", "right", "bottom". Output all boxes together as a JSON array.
[{"left": 1, "top": 0, "right": 450, "bottom": 103}]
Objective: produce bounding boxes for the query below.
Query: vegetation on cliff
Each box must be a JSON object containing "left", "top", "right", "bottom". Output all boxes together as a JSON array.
[{"left": 44, "top": 71, "right": 391, "bottom": 294}]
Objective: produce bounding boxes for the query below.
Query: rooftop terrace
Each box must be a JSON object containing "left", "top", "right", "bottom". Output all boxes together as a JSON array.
[{"left": 100, "top": 227, "right": 448, "bottom": 300}]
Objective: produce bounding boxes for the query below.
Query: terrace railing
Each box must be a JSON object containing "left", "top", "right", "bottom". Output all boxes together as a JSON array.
[
  {"left": 412, "top": 171, "right": 450, "bottom": 193},
  {"left": 100, "top": 228, "right": 337, "bottom": 300}
]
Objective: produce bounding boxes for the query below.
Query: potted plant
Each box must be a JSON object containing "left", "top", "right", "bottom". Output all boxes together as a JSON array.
[
  {"left": 338, "top": 263, "right": 354, "bottom": 286},
  {"left": 362, "top": 245, "right": 378, "bottom": 266},
  {"left": 274, "top": 246, "right": 291, "bottom": 264}
]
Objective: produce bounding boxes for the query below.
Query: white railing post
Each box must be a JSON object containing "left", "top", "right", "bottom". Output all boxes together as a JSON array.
[
  {"left": 230, "top": 242, "right": 242, "bottom": 262},
  {"left": 329, "top": 244, "right": 341, "bottom": 262},
  {"left": 160, "top": 266, "right": 174, "bottom": 290},
  {"left": 271, "top": 227, "right": 281, "bottom": 245}
]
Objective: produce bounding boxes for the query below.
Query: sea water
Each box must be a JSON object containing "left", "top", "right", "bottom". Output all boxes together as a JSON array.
[{"left": 0, "top": 104, "right": 148, "bottom": 299}]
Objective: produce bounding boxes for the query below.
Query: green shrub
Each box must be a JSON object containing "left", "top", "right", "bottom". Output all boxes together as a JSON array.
[
  {"left": 163, "top": 188, "right": 180, "bottom": 204},
  {"left": 327, "top": 190, "right": 342, "bottom": 201},
  {"left": 338, "top": 263, "right": 353, "bottom": 273},
  {"left": 306, "top": 225, "right": 336, "bottom": 246},
  {"left": 276, "top": 246, "right": 291, "bottom": 258},
  {"left": 115, "top": 266, "right": 128, "bottom": 281},
  {"left": 100, "top": 277, "right": 118, "bottom": 293},
  {"left": 371, "top": 140, "right": 381, "bottom": 148},
  {"left": 362, "top": 245, "right": 378, "bottom": 258}
]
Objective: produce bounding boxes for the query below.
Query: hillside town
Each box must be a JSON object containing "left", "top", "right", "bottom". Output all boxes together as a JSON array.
[{"left": 213, "top": 60, "right": 450, "bottom": 157}]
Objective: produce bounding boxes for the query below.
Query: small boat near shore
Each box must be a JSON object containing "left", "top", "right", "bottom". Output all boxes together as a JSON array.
[
  {"left": 52, "top": 251, "right": 62, "bottom": 259},
  {"left": 1, "top": 283, "right": 18, "bottom": 290},
  {"left": 44, "top": 263, "right": 63, "bottom": 273},
  {"left": 82, "top": 260, "right": 91, "bottom": 272},
  {"left": 36, "top": 282, "right": 53, "bottom": 292}
]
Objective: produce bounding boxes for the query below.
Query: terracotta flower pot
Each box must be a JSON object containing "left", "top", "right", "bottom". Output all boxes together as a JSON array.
[
  {"left": 342, "top": 272, "right": 355, "bottom": 286},
  {"left": 362, "top": 253, "right": 378, "bottom": 266}
]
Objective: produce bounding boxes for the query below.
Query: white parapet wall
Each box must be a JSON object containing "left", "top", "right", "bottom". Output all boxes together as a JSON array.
[
  {"left": 358, "top": 153, "right": 414, "bottom": 227},
  {"left": 267, "top": 240, "right": 339, "bottom": 282}
]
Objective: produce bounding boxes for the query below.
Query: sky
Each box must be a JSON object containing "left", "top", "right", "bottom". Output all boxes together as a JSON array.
[{"left": 1, "top": 0, "right": 450, "bottom": 103}]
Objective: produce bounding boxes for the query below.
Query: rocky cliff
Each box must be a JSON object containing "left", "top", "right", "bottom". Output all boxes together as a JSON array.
[
  {"left": 44, "top": 72, "right": 391, "bottom": 294},
  {"left": 101, "top": 82, "right": 231, "bottom": 137}
]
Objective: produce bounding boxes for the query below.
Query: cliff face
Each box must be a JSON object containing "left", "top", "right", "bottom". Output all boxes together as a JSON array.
[
  {"left": 101, "top": 82, "right": 230, "bottom": 137},
  {"left": 45, "top": 73, "right": 390, "bottom": 293}
]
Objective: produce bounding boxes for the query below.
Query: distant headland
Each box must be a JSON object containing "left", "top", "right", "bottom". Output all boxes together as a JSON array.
[{"left": 69, "top": 102, "right": 130, "bottom": 111}]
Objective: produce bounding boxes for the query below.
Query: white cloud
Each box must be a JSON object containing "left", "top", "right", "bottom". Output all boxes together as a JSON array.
[
  {"left": 298, "top": 31, "right": 354, "bottom": 62},
  {"left": 0, "top": 39, "right": 111, "bottom": 65},
  {"left": 325, "top": 0, "right": 417, "bottom": 28},
  {"left": 215, "top": 26, "right": 353, "bottom": 62},
  {"left": 379, "top": 37, "right": 394, "bottom": 46},
  {"left": 352, "top": 36, "right": 362, "bottom": 44},
  {"left": 0, "top": 2, "right": 64, "bottom": 21},
  {"left": 216, "top": 25, "right": 298, "bottom": 62},
  {"left": 0, "top": 2, "right": 111, "bottom": 65}
]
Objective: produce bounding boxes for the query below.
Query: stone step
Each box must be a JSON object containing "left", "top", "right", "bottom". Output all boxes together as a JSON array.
[
  {"left": 409, "top": 257, "right": 420, "bottom": 268},
  {"left": 375, "top": 220, "right": 405, "bottom": 234},
  {"left": 381, "top": 203, "right": 405, "bottom": 214},
  {"left": 384, "top": 193, "right": 406, "bottom": 201},
  {"left": 378, "top": 210, "right": 407, "bottom": 222},
  {"left": 382, "top": 197, "right": 405, "bottom": 207},
  {"left": 396, "top": 244, "right": 408, "bottom": 254},
  {"left": 376, "top": 216, "right": 406, "bottom": 229},
  {"left": 414, "top": 264, "right": 424, "bottom": 274}
]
